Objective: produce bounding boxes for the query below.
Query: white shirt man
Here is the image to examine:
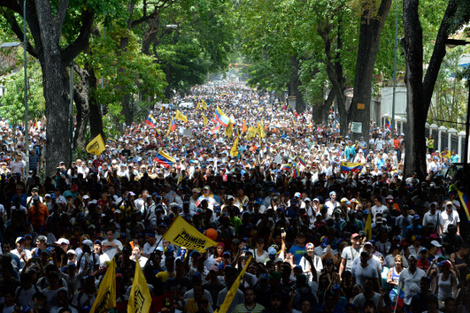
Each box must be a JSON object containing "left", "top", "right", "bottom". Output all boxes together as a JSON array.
[
  {"left": 440, "top": 201, "right": 460, "bottom": 235},
  {"left": 10, "top": 237, "right": 32, "bottom": 270},
  {"left": 398, "top": 254, "right": 426, "bottom": 306},
  {"left": 324, "top": 191, "right": 340, "bottom": 217},
  {"left": 371, "top": 197, "right": 387, "bottom": 222},
  {"left": 101, "top": 229, "right": 123, "bottom": 259},
  {"left": 422, "top": 203, "right": 441, "bottom": 229}
]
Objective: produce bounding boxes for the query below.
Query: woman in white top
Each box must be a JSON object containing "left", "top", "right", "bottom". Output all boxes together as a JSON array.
[
  {"left": 432, "top": 260, "right": 458, "bottom": 308},
  {"left": 130, "top": 244, "right": 148, "bottom": 268},
  {"left": 299, "top": 242, "right": 323, "bottom": 282},
  {"left": 252, "top": 238, "right": 269, "bottom": 263}
]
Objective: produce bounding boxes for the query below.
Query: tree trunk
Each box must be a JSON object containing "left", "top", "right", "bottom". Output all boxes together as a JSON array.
[
  {"left": 402, "top": 0, "right": 458, "bottom": 179},
  {"left": 289, "top": 55, "right": 306, "bottom": 113},
  {"left": 72, "top": 64, "right": 90, "bottom": 151},
  {"left": 402, "top": 0, "right": 426, "bottom": 178},
  {"left": 313, "top": 89, "right": 334, "bottom": 125},
  {"left": 317, "top": 17, "right": 348, "bottom": 135},
  {"left": 349, "top": 0, "right": 392, "bottom": 144},
  {"left": 34, "top": 1, "right": 70, "bottom": 175}
]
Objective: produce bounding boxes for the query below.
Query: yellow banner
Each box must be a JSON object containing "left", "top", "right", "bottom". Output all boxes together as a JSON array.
[
  {"left": 201, "top": 99, "right": 207, "bottom": 110},
  {"left": 86, "top": 134, "right": 106, "bottom": 156},
  {"left": 226, "top": 121, "right": 233, "bottom": 138},
  {"left": 128, "top": 260, "right": 151, "bottom": 313},
  {"left": 202, "top": 113, "right": 208, "bottom": 126},
  {"left": 164, "top": 216, "right": 217, "bottom": 252},
  {"left": 90, "top": 258, "right": 116, "bottom": 313},
  {"left": 215, "top": 256, "right": 253, "bottom": 313},
  {"left": 364, "top": 210, "right": 372, "bottom": 240},
  {"left": 231, "top": 136, "right": 239, "bottom": 157},
  {"left": 246, "top": 126, "right": 257, "bottom": 140},
  {"left": 175, "top": 110, "right": 188, "bottom": 123},
  {"left": 259, "top": 120, "right": 266, "bottom": 138}
]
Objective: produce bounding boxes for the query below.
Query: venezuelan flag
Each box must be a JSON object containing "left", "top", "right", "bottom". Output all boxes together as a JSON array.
[
  {"left": 281, "top": 164, "right": 292, "bottom": 171},
  {"left": 215, "top": 106, "right": 230, "bottom": 127},
  {"left": 293, "top": 168, "right": 299, "bottom": 178},
  {"left": 340, "top": 162, "right": 363, "bottom": 173},
  {"left": 209, "top": 125, "right": 220, "bottom": 135},
  {"left": 386, "top": 118, "right": 391, "bottom": 130},
  {"left": 457, "top": 190, "right": 470, "bottom": 222},
  {"left": 145, "top": 114, "right": 156, "bottom": 128},
  {"left": 297, "top": 156, "right": 306, "bottom": 167},
  {"left": 154, "top": 150, "right": 176, "bottom": 169}
]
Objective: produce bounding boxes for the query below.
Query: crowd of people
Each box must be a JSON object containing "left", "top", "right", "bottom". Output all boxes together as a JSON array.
[{"left": 0, "top": 81, "right": 467, "bottom": 313}]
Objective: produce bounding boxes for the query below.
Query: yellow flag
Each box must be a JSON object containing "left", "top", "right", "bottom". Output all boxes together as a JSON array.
[
  {"left": 196, "top": 100, "right": 201, "bottom": 110},
  {"left": 90, "top": 258, "right": 116, "bottom": 313},
  {"left": 259, "top": 120, "right": 266, "bottom": 138},
  {"left": 364, "top": 209, "right": 372, "bottom": 240},
  {"left": 86, "top": 134, "right": 106, "bottom": 155},
  {"left": 201, "top": 99, "right": 207, "bottom": 110},
  {"left": 175, "top": 110, "right": 188, "bottom": 123},
  {"left": 230, "top": 136, "right": 239, "bottom": 157},
  {"left": 128, "top": 260, "right": 152, "bottom": 313},
  {"left": 225, "top": 121, "right": 233, "bottom": 138},
  {"left": 164, "top": 216, "right": 217, "bottom": 252},
  {"left": 202, "top": 113, "right": 208, "bottom": 126},
  {"left": 215, "top": 256, "right": 253, "bottom": 313},
  {"left": 246, "top": 127, "right": 258, "bottom": 140}
]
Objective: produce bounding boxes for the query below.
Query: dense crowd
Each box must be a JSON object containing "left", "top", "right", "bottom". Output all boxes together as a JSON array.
[{"left": 0, "top": 81, "right": 467, "bottom": 313}]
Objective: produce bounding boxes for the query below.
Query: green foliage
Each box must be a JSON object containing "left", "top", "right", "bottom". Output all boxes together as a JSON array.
[
  {"left": 0, "top": 61, "right": 45, "bottom": 125},
  {"left": 82, "top": 25, "right": 167, "bottom": 127}
]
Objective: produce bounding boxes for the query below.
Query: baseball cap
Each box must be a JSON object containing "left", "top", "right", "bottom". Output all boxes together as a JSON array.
[{"left": 15, "top": 236, "right": 25, "bottom": 244}]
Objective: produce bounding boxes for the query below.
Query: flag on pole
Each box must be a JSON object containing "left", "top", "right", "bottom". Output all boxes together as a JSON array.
[
  {"left": 259, "top": 120, "right": 266, "bottom": 138},
  {"left": 145, "top": 114, "right": 156, "bottom": 128},
  {"left": 297, "top": 156, "right": 306, "bottom": 167},
  {"left": 86, "top": 134, "right": 106, "bottom": 156},
  {"left": 386, "top": 118, "right": 392, "bottom": 130},
  {"left": 164, "top": 216, "right": 217, "bottom": 252},
  {"left": 225, "top": 121, "right": 233, "bottom": 138},
  {"left": 202, "top": 113, "right": 208, "bottom": 126},
  {"left": 167, "top": 117, "right": 176, "bottom": 135},
  {"left": 127, "top": 260, "right": 152, "bottom": 313},
  {"left": 231, "top": 136, "right": 239, "bottom": 157},
  {"left": 201, "top": 99, "right": 208, "bottom": 110},
  {"left": 90, "top": 258, "right": 116, "bottom": 313},
  {"left": 215, "top": 106, "right": 230, "bottom": 126},
  {"left": 246, "top": 126, "right": 258, "bottom": 140},
  {"left": 154, "top": 150, "right": 176, "bottom": 169},
  {"left": 175, "top": 110, "right": 188, "bottom": 123},
  {"left": 196, "top": 100, "right": 200, "bottom": 110},
  {"left": 215, "top": 256, "right": 253, "bottom": 313}
]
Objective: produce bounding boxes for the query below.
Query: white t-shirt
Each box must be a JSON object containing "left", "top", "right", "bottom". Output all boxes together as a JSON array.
[
  {"left": 101, "top": 239, "right": 123, "bottom": 259},
  {"left": 440, "top": 210, "right": 460, "bottom": 233}
]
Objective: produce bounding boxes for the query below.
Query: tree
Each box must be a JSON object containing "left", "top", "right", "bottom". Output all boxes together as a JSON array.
[
  {"left": 0, "top": 0, "right": 121, "bottom": 175},
  {"left": 348, "top": 0, "right": 392, "bottom": 142},
  {"left": 402, "top": 0, "right": 470, "bottom": 178},
  {"left": 0, "top": 60, "right": 45, "bottom": 125}
]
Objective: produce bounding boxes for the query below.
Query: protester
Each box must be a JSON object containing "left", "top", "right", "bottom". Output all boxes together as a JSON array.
[{"left": 0, "top": 81, "right": 468, "bottom": 313}]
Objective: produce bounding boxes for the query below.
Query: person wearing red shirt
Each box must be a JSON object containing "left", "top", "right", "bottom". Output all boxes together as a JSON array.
[{"left": 27, "top": 196, "right": 49, "bottom": 232}]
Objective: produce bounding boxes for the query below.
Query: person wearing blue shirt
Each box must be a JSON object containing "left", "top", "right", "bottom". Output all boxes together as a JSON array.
[{"left": 288, "top": 232, "right": 307, "bottom": 265}]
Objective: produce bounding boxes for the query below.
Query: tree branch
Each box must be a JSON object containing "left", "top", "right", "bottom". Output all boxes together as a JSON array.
[
  {"left": 56, "top": 0, "right": 70, "bottom": 35},
  {"left": 61, "top": 10, "right": 95, "bottom": 65},
  {"left": 422, "top": 0, "right": 457, "bottom": 113},
  {"left": 3, "top": 9, "right": 38, "bottom": 58}
]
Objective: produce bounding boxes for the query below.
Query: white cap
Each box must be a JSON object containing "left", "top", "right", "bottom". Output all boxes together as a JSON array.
[
  {"left": 430, "top": 240, "right": 442, "bottom": 247},
  {"left": 83, "top": 195, "right": 90, "bottom": 200},
  {"left": 55, "top": 238, "right": 70, "bottom": 245}
]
